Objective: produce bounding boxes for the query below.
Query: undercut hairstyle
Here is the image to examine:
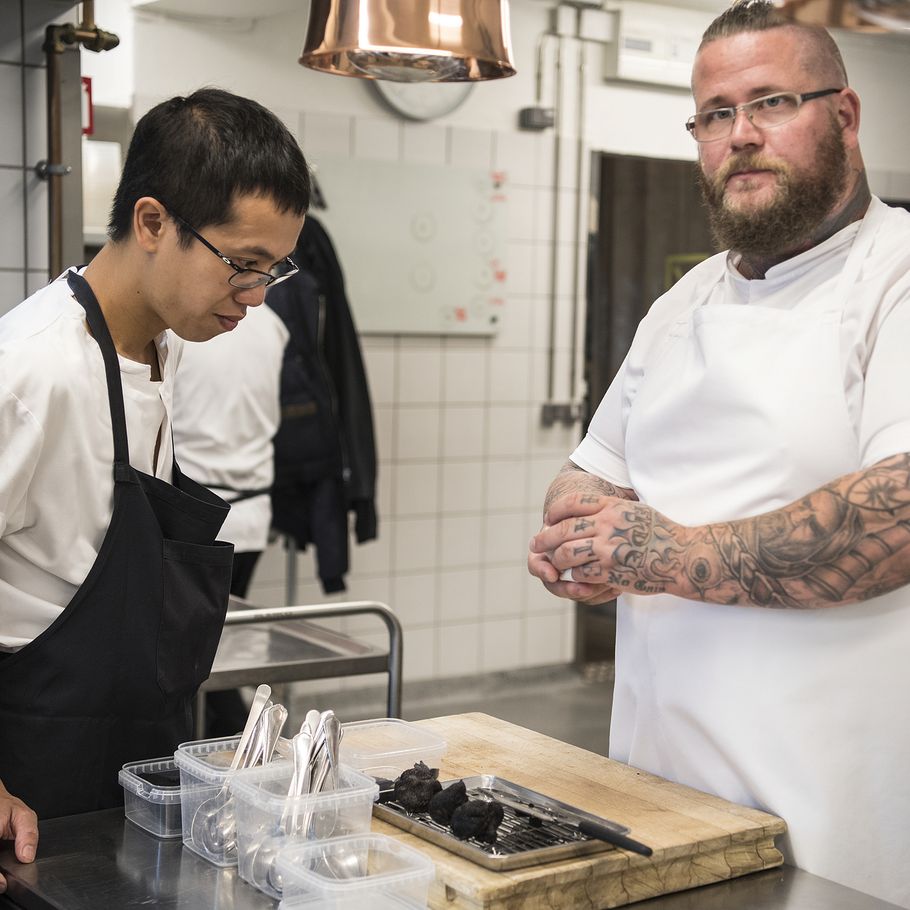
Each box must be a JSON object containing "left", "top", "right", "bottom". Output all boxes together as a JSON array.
[
  {"left": 700, "top": 0, "right": 849, "bottom": 86},
  {"left": 109, "top": 88, "right": 311, "bottom": 246}
]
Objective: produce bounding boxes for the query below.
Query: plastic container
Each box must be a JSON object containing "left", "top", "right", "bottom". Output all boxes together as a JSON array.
[
  {"left": 275, "top": 833, "right": 434, "bottom": 910},
  {"left": 279, "top": 895, "right": 424, "bottom": 910},
  {"left": 339, "top": 719, "right": 447, "bottom": 782},
  {"left": 231, "top": 762, "right": 379, "bottom": 899},
  {"left": 175, "top": 735, "right": 261, "bottom": 867},
  {"left": 119, "top": 756, "right": 182, "bottom": 839}
]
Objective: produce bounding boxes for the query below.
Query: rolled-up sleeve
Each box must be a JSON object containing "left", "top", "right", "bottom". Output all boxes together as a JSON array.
[
  {"left": 570, "top": 356, "right": 633, "bottom": 488},
  {"left": 860, "top": 281, "right": 910, "bottom": 468}
]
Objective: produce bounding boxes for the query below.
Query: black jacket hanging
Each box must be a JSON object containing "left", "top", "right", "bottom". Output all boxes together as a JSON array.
[{"left": 266, "top": 216, "right": 378, "bottom": 593}]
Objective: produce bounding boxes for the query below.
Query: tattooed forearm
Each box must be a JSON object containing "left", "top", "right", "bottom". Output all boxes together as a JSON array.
[
  {"left": 543, "top": 461, "right": 637, "bottom": 517},
  {"left": 599, "top": 453, "right": 910, "bottom": 609}
]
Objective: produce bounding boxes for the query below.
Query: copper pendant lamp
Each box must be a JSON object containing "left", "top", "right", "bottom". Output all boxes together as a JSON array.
[{"left": 299, "top": 0, "right": 516, "bottom": 82}]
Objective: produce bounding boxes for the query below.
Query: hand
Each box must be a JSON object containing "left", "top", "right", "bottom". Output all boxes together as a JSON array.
[
  {"left": 0, "top": 782, "right": 38, "bottom": 894},
  {"left": 528, "top": 539, "right": 621, "bottom": 606},
  {"left": 530, "top": 491, "right": 680, "bottom": 597}
]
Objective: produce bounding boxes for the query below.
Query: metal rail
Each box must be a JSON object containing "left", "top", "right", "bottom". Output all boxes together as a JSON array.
[{"left": 194, "top": 599, "right": 403, "bottom": 737}]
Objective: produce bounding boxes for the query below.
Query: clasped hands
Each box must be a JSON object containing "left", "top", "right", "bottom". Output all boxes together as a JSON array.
[{"left": 528, "top": 491, "right": 664, "bottom": 605}]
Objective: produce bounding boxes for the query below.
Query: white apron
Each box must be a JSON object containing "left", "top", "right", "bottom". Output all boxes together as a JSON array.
[{"left": 613, "top": 201, "right": 910, "bottom": 908}]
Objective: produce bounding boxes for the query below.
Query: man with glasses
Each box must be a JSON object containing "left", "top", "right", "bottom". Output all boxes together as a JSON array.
[
  {"left": 528, "top": 1, "right": 910, "bottom": 904},
  {"left": 0, "top": 88, "right": 308, "bottom": 879}
]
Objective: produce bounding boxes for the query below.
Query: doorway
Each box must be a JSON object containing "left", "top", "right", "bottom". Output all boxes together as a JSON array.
[
  {"left": 585, "top": 151, "right": 715, "bottom": 415},
  {"left": 576, "top": 151, "right": 715, "bottom": 668}
]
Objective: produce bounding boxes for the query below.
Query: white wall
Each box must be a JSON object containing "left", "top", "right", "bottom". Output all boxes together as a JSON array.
[
  {"left": 0, "top": 0, "right": 78, "bottom": 316},
  {"left": 73, "top": 1, "right": 910, "bottom": 691}
]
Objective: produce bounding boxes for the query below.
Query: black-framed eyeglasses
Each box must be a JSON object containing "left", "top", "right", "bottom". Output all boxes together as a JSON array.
[
  {"left": 685, "top": 88, "right": 843, "bottom": 143},
  {"left": 170, "top": 213, "right": 299, "bottom": 289}
]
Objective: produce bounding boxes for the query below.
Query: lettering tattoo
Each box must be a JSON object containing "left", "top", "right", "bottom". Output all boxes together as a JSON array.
[{"left": 603, "top": 454, "right": 910, "bottom": 609}]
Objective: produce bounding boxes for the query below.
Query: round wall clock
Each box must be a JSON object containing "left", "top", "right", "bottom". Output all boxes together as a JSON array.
[{"left": 372, "top": 80, "right": 475, "bottom": 122}]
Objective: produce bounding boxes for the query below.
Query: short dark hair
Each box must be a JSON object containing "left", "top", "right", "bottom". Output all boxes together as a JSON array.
[
  {"left": 700, "top": 0, "right": 848, "bottom": 86},
  {"left": 109, "top": 88, "right": 310, "bottom": 245}
]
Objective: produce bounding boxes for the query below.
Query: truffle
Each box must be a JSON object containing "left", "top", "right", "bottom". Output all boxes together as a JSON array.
[
  {"left": 392, "top": 761, "right": 442, "bottom": 813},
  {"left": 428, "top": 779, "right": 469, "bottom": 826},
  {"left": 450, "top": 799, "right": 505, "bottom": 843}
]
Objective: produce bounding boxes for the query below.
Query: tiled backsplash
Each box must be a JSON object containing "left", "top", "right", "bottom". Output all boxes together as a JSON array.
[{"left": 0, "top": 0, "right": 75, "bottom": 315}]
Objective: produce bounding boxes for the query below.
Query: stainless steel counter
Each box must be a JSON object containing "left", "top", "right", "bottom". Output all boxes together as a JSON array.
[{"left": 0, "top": 809, "right": 902, "bottom": 910}]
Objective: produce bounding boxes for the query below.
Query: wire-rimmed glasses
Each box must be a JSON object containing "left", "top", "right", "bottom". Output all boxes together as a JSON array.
[
  {"left": 686, "top": 88, "right": 843, "bottom": 143},
  {"left": 170, "top": 212, "right": 298, "bottom": 289}
]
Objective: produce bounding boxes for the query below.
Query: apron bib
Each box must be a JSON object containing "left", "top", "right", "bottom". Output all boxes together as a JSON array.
[
  {"left": 612, "top": 204, "right": 910, "bottom": 905},
  {"left": 0, "top": 271, "right": 233, "bottom": 819}
]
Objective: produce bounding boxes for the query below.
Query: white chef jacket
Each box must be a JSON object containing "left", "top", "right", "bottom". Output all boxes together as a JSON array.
[
  {"left": 172, "top": 303, "right": 288, "bottom": 554},
  {"left": 572, "top": 198, "right": 910, "bottom": 907},
  {"left": 575, "top": 201, "right": 910, "bottom": 489},
  {"left": 0, "top": 269, "right": 178, "bottom": 650}
]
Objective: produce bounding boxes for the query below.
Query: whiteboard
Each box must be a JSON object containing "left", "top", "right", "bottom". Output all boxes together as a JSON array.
[{"left": 313, "top": 158, "right": 507, "bottom": 336}]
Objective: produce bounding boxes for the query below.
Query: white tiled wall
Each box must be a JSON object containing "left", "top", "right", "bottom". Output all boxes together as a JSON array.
[
  {"left": 238, "top": 107, "right": 580, "bottom": 684},
  {"left": 0, "top": 0, "right": 74, "bottom": 317}
]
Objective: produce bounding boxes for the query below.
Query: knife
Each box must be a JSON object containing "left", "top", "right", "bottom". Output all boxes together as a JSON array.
[{"left": 479, "top": 786, "right": 653, "bottom": 857}]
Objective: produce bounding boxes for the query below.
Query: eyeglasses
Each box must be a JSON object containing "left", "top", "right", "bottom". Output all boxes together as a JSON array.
[
  {"left": 685, "top": 88, "right": 843, "bottom": 143},
  {"left": 170, "top": 213, "right": 299, "bottom": 289}
]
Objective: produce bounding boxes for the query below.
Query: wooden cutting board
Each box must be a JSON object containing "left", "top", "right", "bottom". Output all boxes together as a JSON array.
[{"left": 370, "top": 713, "right": 786, "bottom": 910}]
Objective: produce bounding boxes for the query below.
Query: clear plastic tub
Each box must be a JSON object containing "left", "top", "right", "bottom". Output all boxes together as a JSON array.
[
  {"left": 174, "top": 735, "right": 268, "bottom": 867},
  {"left": 119, "top": 757, "right": 182, "bottom": 839},
  {"left": 275, "top": 834, "right": 434, "bottom": 910},
  {"left": 231, "top": 762, "right": 379, "bottom": 899},
  {"left": 279, "top": 897, "right": 424, "bottom": 910},
  {"left": 339, "top": 719, "right": 447, "bottom": 782}
]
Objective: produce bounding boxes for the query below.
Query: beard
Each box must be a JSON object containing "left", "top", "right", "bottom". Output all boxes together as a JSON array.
[{"left": 696, "top": 122, "right": 849, "bottom": 256}]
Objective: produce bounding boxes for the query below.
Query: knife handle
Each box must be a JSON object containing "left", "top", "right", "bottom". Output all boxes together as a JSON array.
[{"left": 578, "top": 820, "right": 653, "bottom": 857}]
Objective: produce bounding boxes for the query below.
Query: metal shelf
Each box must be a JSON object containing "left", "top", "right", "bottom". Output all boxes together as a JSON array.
[{"left": 193, "top": 597, "right": 402, "bottom": 737}]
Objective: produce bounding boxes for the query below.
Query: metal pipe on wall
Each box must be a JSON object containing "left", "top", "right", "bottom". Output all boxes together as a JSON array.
[
  {"left": 547, "top": 36, "right": 564, "bottom": 404},
  {"left": 539, "top": 4, "right": 612, "bottom": 426},
  {"left": 40, "top": 2, "right": 119, "bottom": 277},
  {"left": 569, "top": 38, "right": 587, "bottom": 403},
  {"left": 42, "top": 43, "right": 67, "bottom": 279}
]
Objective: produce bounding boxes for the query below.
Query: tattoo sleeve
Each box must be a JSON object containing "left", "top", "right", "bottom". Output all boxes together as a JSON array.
[
  {"left": 543, "top": 461, "right": 638, "bottom": 517},
  {"left": 603, "top": 453, "right": 910, "bottom": 608}
]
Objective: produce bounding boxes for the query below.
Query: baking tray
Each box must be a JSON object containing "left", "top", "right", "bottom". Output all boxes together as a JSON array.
[{"left": 373, "top": 774, "right": 626, "bottom": 871}]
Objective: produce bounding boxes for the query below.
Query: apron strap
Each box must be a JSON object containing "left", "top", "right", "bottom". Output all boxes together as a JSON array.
[
  {"left": 826, "top": 197, "right": 884, "bottom": 315},
  {"left": 205, "top": 484, "right": 272, "bottom": 503},
  {"left": 66, "top": 270, "right": 131, "bottom": 469}
]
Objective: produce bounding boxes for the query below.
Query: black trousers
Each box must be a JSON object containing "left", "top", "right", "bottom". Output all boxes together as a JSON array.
[{"left": 204, "top": 551, "right": 262, "bottom": 738}]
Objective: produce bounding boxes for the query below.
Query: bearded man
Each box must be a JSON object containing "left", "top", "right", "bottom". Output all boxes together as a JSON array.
[{"left": 527, "top": 1, "right": 910, "bottom": 906}]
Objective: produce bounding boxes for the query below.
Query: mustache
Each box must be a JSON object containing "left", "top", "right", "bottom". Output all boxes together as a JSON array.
[{"left": 713, "top": 153, "right": 792, "bottom": 187}]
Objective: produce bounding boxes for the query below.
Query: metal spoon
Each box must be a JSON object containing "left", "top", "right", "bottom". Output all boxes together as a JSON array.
[
  {"left": 304, "top": 708, "right": 322, "bottom": 740},
  {"left": 262, "top": 703, "right": 288, "bottom": 763},
  {"left": 322, "top": 713, "right": 343, "bottom": 792},
  {"left": 190, "top": 685, "right": 272, "bottom": 857},
  {"left": 231, "top": 685, "right": 272, "bottom": 770},
  {"left": 250, "top": 729, "right": 315, "bottom": 897}
]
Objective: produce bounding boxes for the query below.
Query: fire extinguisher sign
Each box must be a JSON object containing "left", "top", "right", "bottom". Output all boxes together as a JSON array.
[{"left": 81, "top": 76, "right": 93, "bottom": 136}]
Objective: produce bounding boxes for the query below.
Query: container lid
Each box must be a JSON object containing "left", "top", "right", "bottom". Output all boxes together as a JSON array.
[
  {"left": 278, "top": 894, "right": 424, "bottom": 909},
  {"left": 119, "top": 757, "right": 182, "bottom": 804},
  {"left": 173, "top": 735, "right": 248, "bottom": 784},
  {"left": 339, "top": 719, "right": 446, "bottom": 770},
  {"left": 230, "top": 761, "right": 378, "bottom": 812},
  {"left": 275, "top": 833, "right": 434, "bottom": 895}
]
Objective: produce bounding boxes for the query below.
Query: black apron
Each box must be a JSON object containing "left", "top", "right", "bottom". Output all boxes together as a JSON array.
[{"left": 0, "top": 271, "right": 233, "bottom": 819}]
